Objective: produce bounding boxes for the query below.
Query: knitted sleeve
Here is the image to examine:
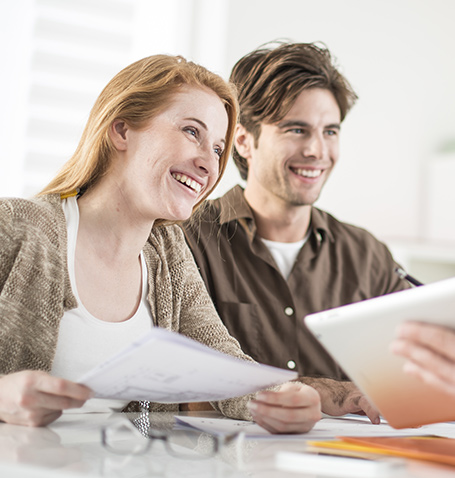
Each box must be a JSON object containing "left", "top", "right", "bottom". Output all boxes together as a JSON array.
[
  {"left": 0, "top": 198, "right": 67, "bottom": 373},
  {"left": 148, "top": 224, "right": 260, "bottom": 421}
]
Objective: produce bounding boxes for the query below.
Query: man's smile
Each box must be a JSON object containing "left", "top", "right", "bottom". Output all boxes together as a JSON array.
[{"left": 291, "top": 167, "right": 323, "bottom": 179}]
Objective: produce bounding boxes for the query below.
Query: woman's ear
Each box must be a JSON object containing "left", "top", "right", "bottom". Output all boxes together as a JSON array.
[
  {"left": 234, "top": 124, "right": 254, "bottom": 160},
  {"left": 109, "top": 119, "right": 129, "bottom": 151}
]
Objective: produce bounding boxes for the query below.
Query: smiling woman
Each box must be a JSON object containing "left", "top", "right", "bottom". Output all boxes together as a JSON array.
[
  {"left": 0, "top": 54, "right": 323, "bottom": 435},
  {"left": 39, "top": 55, "right": 237, "bottom": 224},
  {"left": 101, "top": 85, "right": 229, "bottom": 225}
]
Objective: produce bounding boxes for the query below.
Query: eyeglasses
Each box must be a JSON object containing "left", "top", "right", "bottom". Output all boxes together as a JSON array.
[{"left": 101, "top": 418, "right": 244, "bottom": 460}]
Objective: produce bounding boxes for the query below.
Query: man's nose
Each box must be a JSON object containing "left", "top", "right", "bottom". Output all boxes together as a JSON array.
[{"left": 303, "top": 133, "right": 325, "bottom": 159}]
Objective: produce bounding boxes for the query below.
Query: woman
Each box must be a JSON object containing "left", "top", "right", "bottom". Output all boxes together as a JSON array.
[{"left": 0, "top": 55, "right": 320, "bottom": 431}]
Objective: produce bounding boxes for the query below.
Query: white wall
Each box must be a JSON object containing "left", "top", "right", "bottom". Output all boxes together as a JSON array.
[
  {"left": 2, "top": 0, "right": 455, "bottom": 281},
  {"left": 211, "top": 0, "right": 455, "bottom": 246}
]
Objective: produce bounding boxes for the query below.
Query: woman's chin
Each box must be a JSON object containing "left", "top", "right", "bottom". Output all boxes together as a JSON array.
[{"left": 166, "top": 206, "right": 194, "bottom": 223}]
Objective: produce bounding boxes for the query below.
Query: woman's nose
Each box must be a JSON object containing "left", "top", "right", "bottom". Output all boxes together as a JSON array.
[{"left": 196, "top": 145, "right": 219, "bottom": 177}]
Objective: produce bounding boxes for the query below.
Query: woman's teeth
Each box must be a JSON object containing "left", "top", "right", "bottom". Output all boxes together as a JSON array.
[{"left": 172, "top": 173, "right": 202, "bottom": 193}]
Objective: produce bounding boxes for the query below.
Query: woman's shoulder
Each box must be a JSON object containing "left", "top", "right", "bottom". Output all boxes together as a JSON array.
[
  {"left": 0, "top": 194, "right": 65, "bottom": 241},
  {"left": 145, "top": 224, "right": 191, "bottom": 264},
  {"left": 0, "top": 194, "right": 62, "bottom": 216},
  {"left": 147, "top": 223, "right": 186, "bottom": 248}
]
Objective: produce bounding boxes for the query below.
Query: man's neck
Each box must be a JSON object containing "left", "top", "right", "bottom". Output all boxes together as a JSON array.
[{"left": 244, "top": 188, "right": 312, "bottom": 243}]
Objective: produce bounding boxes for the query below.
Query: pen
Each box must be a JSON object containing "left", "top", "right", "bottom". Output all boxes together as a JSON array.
[{"left": 394, "top": 267, "right": 424, "bottom": 287}]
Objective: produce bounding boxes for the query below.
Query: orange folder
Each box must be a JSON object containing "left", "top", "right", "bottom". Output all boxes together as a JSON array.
[{"left": 308, "top": 436, "right": 455, "bottom": 467}]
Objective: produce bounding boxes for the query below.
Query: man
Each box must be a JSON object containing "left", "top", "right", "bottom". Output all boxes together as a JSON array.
[{"left": 183, "top": 42, "right": 408, "bottom": 420}]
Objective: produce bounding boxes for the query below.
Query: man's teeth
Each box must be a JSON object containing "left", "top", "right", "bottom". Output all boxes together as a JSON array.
[
  {"left": 172, "top": 173, "right": 202, "bottom": 193},
  {"left": 294, "top": 168, "right": 322, "bottom": 178}
]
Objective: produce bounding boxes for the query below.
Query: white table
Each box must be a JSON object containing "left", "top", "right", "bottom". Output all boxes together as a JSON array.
[{"left": 1, "top": 412, "right": 455, "bottom": 478}]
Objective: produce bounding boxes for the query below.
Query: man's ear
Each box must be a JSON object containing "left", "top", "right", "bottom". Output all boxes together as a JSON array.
[
  {"left": 109, "top": 119, "right": 129, "bottom": 151},
  {"left": 234, "top": 124, "right": 255, "bottom": 160}
]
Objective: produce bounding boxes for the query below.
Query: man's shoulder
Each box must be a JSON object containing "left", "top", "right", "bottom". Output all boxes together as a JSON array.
[
  {"left": 197, "top": 185, "right": 246, "bottom": 223},
  {"left": 193, "top": 197, "right": 224, "bottom": 224},
  {"left": 313, "top": 207, "right": 388, "bottom": 248},
  {"left": 183, "top": 185, "right": 247, "bottom": 234}
]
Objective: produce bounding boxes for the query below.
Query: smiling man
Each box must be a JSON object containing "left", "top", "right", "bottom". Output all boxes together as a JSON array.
[{"left": 183, "top": 42, "right": 408, "bottom": 417}]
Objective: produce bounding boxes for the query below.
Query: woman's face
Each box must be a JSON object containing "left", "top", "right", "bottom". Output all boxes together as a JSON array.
[{"left": 111, "top": 86, "right": 228, "bottom": 224}]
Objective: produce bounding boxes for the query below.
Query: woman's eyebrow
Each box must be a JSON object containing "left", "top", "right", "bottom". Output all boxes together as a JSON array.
[
  {"left": 185, "top": 117, "right": 208, "bottom": 130},
  {"left": 184, "top": 117, "right": 226, "bottom": 144}
]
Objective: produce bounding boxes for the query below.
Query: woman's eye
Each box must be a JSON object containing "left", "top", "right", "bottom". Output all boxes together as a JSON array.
[
  {"left": 214, "top": 146, "right": 223, "bottom": 159},
  {"left": 184, "top": 126, "right": 198, "bottom": 138}
]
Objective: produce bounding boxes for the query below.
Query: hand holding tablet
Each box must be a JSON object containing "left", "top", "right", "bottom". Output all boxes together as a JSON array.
[
  {"left": 304, "top": 276, "right": 455, "bottom": 428},
  {"left": 392, "top": 321, "right": 455, "bottom": 398}
]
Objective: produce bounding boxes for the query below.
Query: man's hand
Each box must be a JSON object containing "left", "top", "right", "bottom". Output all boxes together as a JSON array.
[
  {"left": 299, "top": 377, "right": 380, "bottom": 424},
  {"left": 247, "top": 381, "right": 321, "bottom": 434},
  {"left": 0, "top": 371, "right": 92, "bottom": 427},
  {"left": 391, "top": 321, "right": 455, "bottom": 397}
]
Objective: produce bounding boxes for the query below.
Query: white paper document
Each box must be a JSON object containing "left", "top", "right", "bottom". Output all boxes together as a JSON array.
[
  {"left": 175, "top": 415, "right": 455, "bottom": 440},
  {"left": 78, "top": 328, "right": 297, "bottom": 402}
]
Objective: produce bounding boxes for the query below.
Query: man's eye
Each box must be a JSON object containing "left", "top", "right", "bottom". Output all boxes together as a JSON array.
[
  {"left": 325, "top": 130, "right": 338, "bottom": 136},
  {"left": 288, "top": 128, "right": 304, "bottom": 134}
]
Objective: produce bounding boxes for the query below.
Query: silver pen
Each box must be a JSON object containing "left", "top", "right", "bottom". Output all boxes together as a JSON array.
[{"left": 395, "top": 267, "right": 424, "bottom": 287}]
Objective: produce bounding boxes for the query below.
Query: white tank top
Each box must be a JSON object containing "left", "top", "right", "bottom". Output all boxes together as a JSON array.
[{"left": 51, "top": 196, "right": 153, "bottom": 413}]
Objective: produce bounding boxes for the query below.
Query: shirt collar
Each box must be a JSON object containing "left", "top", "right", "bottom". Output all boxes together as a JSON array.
[
  {"left": 218, "top": 185, "right": 254, "bottom": 224},
  {"left": 310, "top": 207, "right": 335, "bottom": 244},
  {"left": 217, "top": 185, "right": 334, "bottom": 244},
  {"left": 217, "top": 185, "right": 257, "bottom": 240}
]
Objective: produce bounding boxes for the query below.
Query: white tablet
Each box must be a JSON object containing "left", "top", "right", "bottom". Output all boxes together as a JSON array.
[{"left": 303, "top": 276, "right": 455, "bottom": 429}]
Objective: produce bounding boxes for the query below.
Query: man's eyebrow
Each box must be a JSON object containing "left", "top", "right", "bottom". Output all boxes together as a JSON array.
[
  {"left": 184, "top": 117, "right": 226, "bottom": 144},
  {"left": 276, "top": 120, "right": 341, "bottom": 130}
]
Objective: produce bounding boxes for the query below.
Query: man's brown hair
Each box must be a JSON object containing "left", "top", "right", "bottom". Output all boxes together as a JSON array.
[{"left": 229, "top": 41, "right": 358, "bottom": 179}]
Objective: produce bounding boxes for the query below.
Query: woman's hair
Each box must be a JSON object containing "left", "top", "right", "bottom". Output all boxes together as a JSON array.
[
  {"left": 39, "top": 55, "right": 238, "bottom": 219},
  {"left": 229, "top": 41, "right": 358, "bottom": 180}
]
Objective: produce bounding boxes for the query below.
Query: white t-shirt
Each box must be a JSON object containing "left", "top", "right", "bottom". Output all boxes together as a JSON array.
[
  {"left": 50, "top": 196, "right": 153, "bottom": 413},
  {"left": 261, "top": 230, "right": 310, "bottom": 280}
]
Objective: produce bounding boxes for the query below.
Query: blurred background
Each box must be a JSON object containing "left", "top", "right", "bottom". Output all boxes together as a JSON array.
[{"left": 2, "top": 0, "right": 455, "bottom": 282}]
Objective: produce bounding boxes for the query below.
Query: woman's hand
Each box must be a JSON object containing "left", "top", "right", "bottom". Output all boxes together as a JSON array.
[
  {"left": 0, "top": 371, "right": 92, "bottom": 426},
  {"left": 247, "top": 381, "right": 321, "bottom": 434},
  {"left": 391, "top": 321, "right": 455, "bottom": 397}
]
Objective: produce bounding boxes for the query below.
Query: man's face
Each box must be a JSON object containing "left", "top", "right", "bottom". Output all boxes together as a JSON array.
[{"left": 242, "top": 88, "right": 341, "bottom": 209}]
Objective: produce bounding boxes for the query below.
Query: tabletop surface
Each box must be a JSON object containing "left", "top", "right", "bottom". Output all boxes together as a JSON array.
[{"left": 2, "top": 411, "right": 455, "bottom": 478}]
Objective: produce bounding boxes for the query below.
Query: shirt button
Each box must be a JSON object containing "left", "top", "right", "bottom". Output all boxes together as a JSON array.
[
  {"left": 284, "top": 307, "right": 294, "bottom": 316},
  {"left": 287, "top": 360, "right": 296, "bottom": 369}
]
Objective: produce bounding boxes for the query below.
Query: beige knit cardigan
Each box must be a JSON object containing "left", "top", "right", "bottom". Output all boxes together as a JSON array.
[{"left": 0, "top": 194, "right": 255, "bottom": 419}]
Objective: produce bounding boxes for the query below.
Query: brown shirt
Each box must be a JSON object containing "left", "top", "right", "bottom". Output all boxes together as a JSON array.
[{"left": 183, "top": 185, "right": 409, "bottom": 380}]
